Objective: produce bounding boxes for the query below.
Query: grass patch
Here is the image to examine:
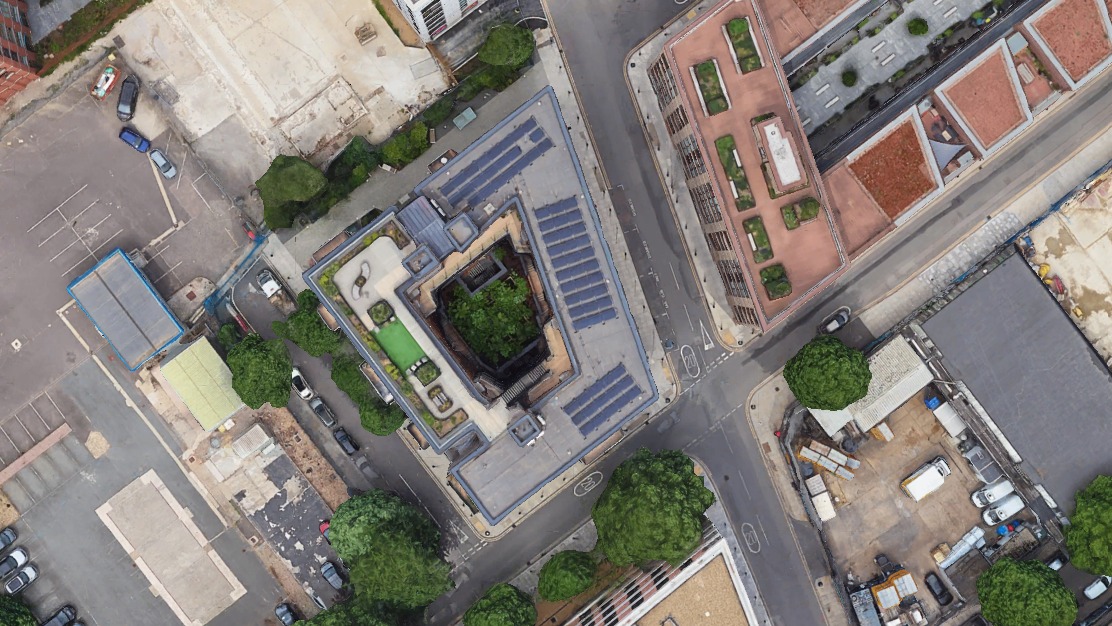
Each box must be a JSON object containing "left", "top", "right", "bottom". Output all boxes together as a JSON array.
[
  {"left": 742, "top": 217, "right": 774, "bottom": 263},
  {"left": 372, "top": 0, "right": 401, "bottom": 38},
  {"left": 726, "top": 18, "right": 762, "bottom": 73},
  {"left": 781, "top": 205, "right": 800, "bottom": 230},
  {"left": 714, "top": 135, "right": 755, "bottom": 210},
  {"left": 760, "top": 264, "right": 792, "bottom": 300},
  {"left": 694, "top": 61, "right": 729, "bottom": 115},
  {"left": 374, "top": 321, "right": 427, "bottom": 371}
]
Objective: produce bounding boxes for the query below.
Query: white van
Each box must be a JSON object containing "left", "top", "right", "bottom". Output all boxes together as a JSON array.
[
  {"left": 971, "top": 479, "right": 1015, "bottom": 508},
  {"left": 982, "top": 494, "right": 1025, "bottom": 525},
  {"left": 902, "top": 457, "right": 951, "bottom": 501}
]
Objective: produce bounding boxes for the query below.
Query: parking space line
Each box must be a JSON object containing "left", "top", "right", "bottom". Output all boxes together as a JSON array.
[
  {"left": 49, "top": 237, "right": 84, "bottom": 263},
  {"left": 150, "top": 261, "right": 183, "bottom": 285},
  {"left": 37, "top": 225, "right": 68, "bottom": 248},
  {"left": 28, "top": 404, "right": 48, "bottom": 429},
  {"left": 27, "top": 185, "right": 87, "bottom": 232},
  {"left": 13, "top": 414, "right": 34, "bottom": 441},
  {"left": 71, "top": 200, "right": 98, "bottom": 223},
  {"left": 91, "top": 228, "right": 123, "bottom": 254},
  {"left": 61, "top": 256, "right": 91, "bottom": 278},
  {"left": 85, "top": 213, "right": 113, "bottom": 234}
]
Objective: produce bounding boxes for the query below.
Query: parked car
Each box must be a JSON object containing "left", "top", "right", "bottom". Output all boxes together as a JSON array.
[
  {"left": 320, "top": 520, "right": 330, "bottom": 543},
  {"left": 309, "top": 397, "right": 336, "bottom": 428},
  {"left": 0, "top": 527, "right": 16, "bottom": 552},
  {"left": 40, "top": 605, "right": 77, "bottom": 626},
  {"left": 924, "top": 572, "right": 954, "bottom": 606},
  {"left": 118, "top": 127, "right": 150, "bottom": 153},
  {"left": 4, "top": 564, "right": 37, "bottom": 594},
  {"left": 982, "top": 494, "right": 1026, "bottom": 525},
  {"left": 274, "top": 603, "right": 298, "bottom": 626},
  {"left": 971, "top": 479, "right": 1015, "bottom": 508},
  {"left": 819, "top": 306, "right": 851, "bottom": 334},
  {"left": 333, "top": 428, "right": 359, "bottom": 455},
  {"left": 291, "top": 367, "right": 314, "bottom": 401},
  {"left": 1046, "top": 551, "right": 1068, "bottom": 571},
  {"left": 321, "top": 561, "right": 344, "bottom": 590},
  {"left": 0, "top": 548, "right": 28, "bottom": 578},
  {"left": 962, "top": 444, "right": 1004, "bottom": 484},
  {"left": 116, "top": 74, "right": 140, "bottom": 121},
  {"left": 148, "top": 148, "right": 178, "bottom": 179},
  {"left": 1085, "top": 575, "right": 1112, "bottom": 600}
]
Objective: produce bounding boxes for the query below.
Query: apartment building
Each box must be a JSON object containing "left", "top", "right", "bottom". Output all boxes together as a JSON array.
[{"left": 0, "top": 0, "right": 35, "bottom": 104}]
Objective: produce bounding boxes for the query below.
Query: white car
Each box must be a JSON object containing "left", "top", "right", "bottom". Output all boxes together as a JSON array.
[
  {"left": 982, "top": 494, "right": 1025, "bottom": 525},
  {"left": 291, "top": 367, "right": 314, "bottom": 401},
  {"left": 971, "top": 479, "right": 1015, "bottom": 508},
  {"left": 4, "top": 564, "right": 37, "bottom": 594},
  {"left": 1085, "top": 575, "right": 1112, "bottom": 600}
]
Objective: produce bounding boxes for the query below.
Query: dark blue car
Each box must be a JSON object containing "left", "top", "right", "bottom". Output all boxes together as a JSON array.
[{"left": 118, "top": 126, "right": 150, "bottom": 153}]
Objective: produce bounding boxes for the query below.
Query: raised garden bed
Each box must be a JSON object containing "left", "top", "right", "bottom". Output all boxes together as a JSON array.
[
  {"left": 425, "top": 409, "right": 468, "bottom": 437},
  {"left": 694, "top": 60, "right": 729, "bottom": 115},
  {"left": 726, "top": 18, "right": 763, "bottom": 73},
  {"left": 714, "top": 135, "right": 755, "bottom": 210},
  {"left": 375, "top": 321, "right": 426, "bottom": 371},
  {"left": 427, "top": 385, "right": 453, "bottom": 413},
  {"left": 760, "top": 264, "right": 792, "bottom": 300},
  {"left": 369, "top": 300, "right": 394, "bottom": 326},
  {"left": 781, "top": 197, "right": 821, "bottom": 230},
  {"left": 414, "top": 361, "right": 441, "bottom": 386},
  {"left": 742, "top": 217, "right": 774, "bottom": 263}
]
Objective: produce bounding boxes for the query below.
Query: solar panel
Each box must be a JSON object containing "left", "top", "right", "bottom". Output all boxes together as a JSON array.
[
  {"left": 534, "top": 197, "right": 580, "bottom": 220},
  {"left": 550, "top": 248, "right": 593, "bottom": 268},
  {"left": 570, "top": 375, "right": 634, "bottom": 425},
  {"left": 466, "top": 138, "right": 554, "bottom": 206},
  {"left": 447, "top": 146, "right": 523, "bottom": 205},
  {"left": 569, "top": 296, "right": 612, "bottom": 320},
  {"left": 578, "top": 385, "right": 643, "bottom": 435},
  {"left": 439, "top": 117, "right": 537, "bottom": 196},
  {"left": 546, "top": 237, "right": 591, "bottom": 257},
  {"left": 541, "top": 221, "right": 588, "bottom": 246},
  {"left": 556, "top": 259, "right": 599, "bottom": 282},
  {"left": 562, "top": 284, "right": 608, "bottom": 306},
  {"left": 572, "top": 308, "right": 617, "bottom": 331},
  {"left": 564, "top": 366, "right": 626, "bottom": 414},
  {"left": 529, "top": 128, "right": 546, "bottom": 143},
  {"left": 561, "top": 271, "right": 605, "bottom": 294},
  {"left": 538, "top": 210, "right": 581, "bottom": 233}
]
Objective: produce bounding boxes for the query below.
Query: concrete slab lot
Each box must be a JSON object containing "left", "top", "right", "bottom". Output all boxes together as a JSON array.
[{"left": 98, "top": 471, "right": 245, "bottom": 625}]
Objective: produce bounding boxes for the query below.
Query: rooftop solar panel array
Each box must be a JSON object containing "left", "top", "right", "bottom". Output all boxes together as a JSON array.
[
  {"left": 563, "top": 364, "right": 643, "bottom": 435},
  {"left": 437, "top": 116, "right": 554, "bottom": 209},
  {"left": 533, "top": 197, "right": 617, "bottom": 331}
]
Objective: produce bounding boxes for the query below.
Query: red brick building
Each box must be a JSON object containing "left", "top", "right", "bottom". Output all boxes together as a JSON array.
[{"left": 0, "top": 0, "right": 35, "bottom": 105}]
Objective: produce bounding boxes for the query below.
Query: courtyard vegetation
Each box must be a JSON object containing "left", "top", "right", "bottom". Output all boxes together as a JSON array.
[
  {"left": 538, "top": 551, "right": 598, "bottom": 601},
  {"left": 447, "top": 274, "right": 540, "bottom": 365},
  {"left": 726, "top": 18, "right": 762, "bottom": 73},
  {"left": 271, "top": 290, "right": 343, "bottom": 357},
  {"left": 742, "top": 217, "right": 773, "bottom": 263},
  {"left": 694, "top": 60, "right": 729, "bottom": 115},
  {"left": 781, "top": 197, "right": 821, "bottom": 230},
  {"left": 760, "top": 264, "right": 792, "bottom": 300}
]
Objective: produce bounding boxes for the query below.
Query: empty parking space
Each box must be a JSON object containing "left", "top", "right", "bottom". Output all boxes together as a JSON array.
[{"left": 0, "top": 392, "right": 80, "bottom": 475}]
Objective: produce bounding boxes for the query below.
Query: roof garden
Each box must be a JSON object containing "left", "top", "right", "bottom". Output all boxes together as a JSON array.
[
  {"left": 935, "top": 41, "right": 1032, "bottom": 155},
  {"left": 663, "top": 0, "right": 846, "bottom": 328},
  {"left": 1027, "top": 0, "right": 1112, "bottom": 86},
  {"left": 846, "top": 111, "right": 942, "bottom": 221},
  {"left": 306, "top": 88, "right": 656, "bottom": 524}
]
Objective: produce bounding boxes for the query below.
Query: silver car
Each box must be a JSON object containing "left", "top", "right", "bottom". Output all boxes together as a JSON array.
[
  {"left": 149, "top": 148, "right": 177, "bottom": 179},
  {"left": 4, "top": 564, "right": 37, "bottom": 594}
]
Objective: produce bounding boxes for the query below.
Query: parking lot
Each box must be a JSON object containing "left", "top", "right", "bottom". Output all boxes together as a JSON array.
[{"left": 820, "top": 395, "right": 986, "bottom": 616}]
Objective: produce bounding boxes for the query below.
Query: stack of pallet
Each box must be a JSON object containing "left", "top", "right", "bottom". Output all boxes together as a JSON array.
[{"left": 796, "top": 439, "right": 860, "bottom": 480}]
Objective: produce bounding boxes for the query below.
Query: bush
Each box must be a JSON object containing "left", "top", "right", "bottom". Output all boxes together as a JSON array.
[
  {"left": 447, "top": 274, "right": 540, "bottom": 364},
  {"left": 227, "top": 334, "right": 292, "bottom": 409},
  {"left": 538, "top": 551, "right": 597, "bottom": 601},
  {"left": 271, "top": 290, "right": 343, "bottom": 357},
  {"left": 381, "top": 122, "right": 430, "bottom": 168},
  {"left": 332, "top": 355, "right": 406, "bottom": 435},
  {"left": 907, "top": 17, "right": 929, "bottom": 35},
  {"left": 423, "top": 94, "right": 456, "bottom": 127},
  {"left": 478, "top": 24, "right": 535, "bottom": 68},
  {"left": 217, "top": 324, "right": 240, "bottom": 352},
  {"left": 1066, "top": 475, "right": 1112, "bottom": 574},
  {"left": 465, "top": 584, "right": 535, "bottom": 626},
  {"left": 798, "top": 197, "right": 821, "bottom": 221},
  {"left": 841, "top": 70, "right": 858, "bottom": 87},
  {"left": 760, "top": 264, "right": 792, "bottom": 300},
  {"left": 414, "top": 362, "right": 441, "bottom": 386},
  {"left": 0, "top": 595, "right": 36, "bottom": 626},
  {"left": 257, "top": 155, "right": 328, "bottom": 229},
  {"left": 781, "top": 205, "right": 800, "bottom": 230}
]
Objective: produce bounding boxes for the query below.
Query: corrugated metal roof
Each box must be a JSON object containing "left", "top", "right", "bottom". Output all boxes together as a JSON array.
[
  {"left": 398, "top": 197, "right": 455, "bottom": 259},
  {"left": 161, "top": 338, "right": 243, "bottom": 431}
]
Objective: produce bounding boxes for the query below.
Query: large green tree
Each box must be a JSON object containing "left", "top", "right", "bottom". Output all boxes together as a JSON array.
[
  {"left": 226, "top": 333, "right": 292, "bottom": 408},
  {"left": 0, "top": 595, "right": 36, "bottom": 626},
  {"left": 330, "top": 490, "right": 452, "bottom": 609},
  {"left": 1066, "top": 475, "right": 1112, "bottom": 574},
  {"left": 538, "top": 550, "right": 596, "bottom": 601},
  {"left": 463, "top": 583, "right": 536, "bottom": 626},
  {"left": 294, "top": 601, "right": 392, "bottom": 626},
  {"left": 447, "top": 275, "right": 539, "bottom": 364},
  {"left": 256, "top": 155, "right": 328, "bottom": 229},
  {"left": 331, "top": 355, "right": 406, "bottom": 435},
  {"left": 478, "top": 24, "right": 535, "bottom": 68},
  {"left": 272, "top": 290, "right": 343, "bottom": 357},
  {"left": 592, "top": 448, "right": 715, "bottom": 567},
  {"left": 783, "top": 335, "right": 871, "bottom": 410},
  {"left": 977, "top": 558, "right": 1076, "bottom": 626}
]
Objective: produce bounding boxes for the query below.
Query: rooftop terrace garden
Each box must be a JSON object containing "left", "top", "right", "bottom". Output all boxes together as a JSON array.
[
  {"left": 446, "top": 272, "right": 541, "bottom": 367},
  {"left": 781, "top": 197, "right": 821, "bottom": 230},
  {"left": 714, "top": 135, "right": 756, "bottom": 210},
  {"left": 694, "top": 60, "right": 730, "bottom": 115},
  {"left": 743, "top": 217, "right": 774, "bottom": 263},
  {"left": 760, "top": 264, "right": 792, "bottom": 300},
  {"left": 848, "top": 121, "right": 936, "bottom": 219},
  {"left": 726, "top": 18, "right": 763, "bottom": 73}
]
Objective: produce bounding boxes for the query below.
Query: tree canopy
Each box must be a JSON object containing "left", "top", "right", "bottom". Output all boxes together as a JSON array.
[
  {"left": 478, "top": 24, "right": 535, "bottom": 68},
  {"left": 783, "top": 335, "right": 871, "bottom": 410},
  {"left": 592, "top": 448, "right": 715, "bottom": 567},
  {"left": 330, "top": 490, "right": 452, "bottom": 609},
  {"left": 293, "top": 601, "right": 392, "bottom": 626},
  {"left": 447, "top": 275, "right": 539, "bottom": 364},
  {"left": 538, "top": 550, "right": 596, "bottom": 601},
  {"left": 977, "top": 558, "right": 1076, "bottom": 626},
  {"left": 381, "top": 122, "right": 430, "bottom": 168},
  {"left": 226, "top": 333, "right": 292, "bottom": 409},
  {"left": 0, "top": 596, "right": 36, "bottom": 626},
  {"left": 331, "top": 355, "right": 406, "bottom": 435},
  {"left": 463, "top": 583, "right": 536, "bottom": 626},
  {"left": 256, "top": 155, "right": 328, "bottom": 229},
  {"left": 1066, "top": 475, "right": 1112, "bottom": 574},
  {"left": 272, "top": 290, "right": 344, "bottom": 357}
]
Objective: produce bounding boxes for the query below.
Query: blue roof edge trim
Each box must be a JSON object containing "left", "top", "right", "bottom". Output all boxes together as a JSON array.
[{"left": 67, "top": 247, "right": 185, "bottom": 371}]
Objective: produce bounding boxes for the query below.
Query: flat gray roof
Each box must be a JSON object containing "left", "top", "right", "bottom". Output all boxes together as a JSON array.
[
  {"left": 68, "top": 248, "right": 183, "bottom": 370},
  {"left": 922, "top": 254, "right": 1112, "bottom": 507}
]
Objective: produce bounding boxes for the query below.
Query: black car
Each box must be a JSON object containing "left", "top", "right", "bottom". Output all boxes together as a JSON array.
[
  {"left": 924, "top": 572, "right": 954, "bottom": 606},
  {"left": 333, "top": 428, "right": 359, "bottom": 455},
  {"left": 274, "top": 603, "right": 298, "bottom": 626},
  {"left": 116, "top": 75, "right": 140, "bottom": 121},
  {"left": 309, "top": 398, "right": 336, "bottom": 428},
  {"left": 40, "top": 605, "right": 77, "bottom": 626}
]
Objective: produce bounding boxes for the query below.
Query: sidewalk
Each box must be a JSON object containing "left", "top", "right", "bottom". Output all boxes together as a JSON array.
[{"left": 625, "top": 16, "right": 761, "bottom": 350}]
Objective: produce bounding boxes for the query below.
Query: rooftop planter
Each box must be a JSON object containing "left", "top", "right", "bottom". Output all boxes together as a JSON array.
[
  {"left": 742, "top": 217, "right": 774, "bottom": 263},
  {"left": 369, "top": 300, "right": 394, "bottom": 326},
  {"left": 781, "top": 197, "right": 821, "bottom": 230},
  {"left": 760, "top": 264, "right": 792, "bottom": 300},
  {"left": 714, "top": 135, "right": 755, "bottom": 210},
  {"left": 413, "top": 360, "right": 441, "bottom": 387},
  {"left": 426, "top": 409, "right": 468, "bottom": 438},
  {"left": 724, "top": 18, "right": 764, "bottom": 73},
  {"left": 692, "top": 60, "right": 730, "bottom": 116}
]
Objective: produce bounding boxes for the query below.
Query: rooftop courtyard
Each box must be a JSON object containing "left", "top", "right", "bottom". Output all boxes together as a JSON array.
[{"left": 306, "top": 88, "right": 657, "bottom": 524}]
